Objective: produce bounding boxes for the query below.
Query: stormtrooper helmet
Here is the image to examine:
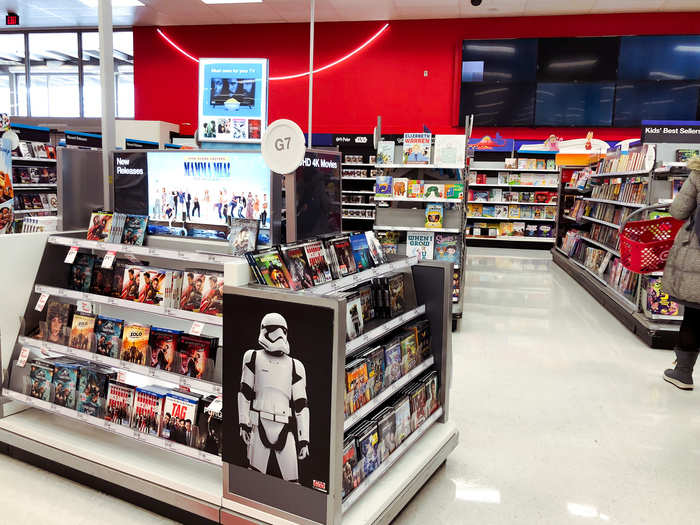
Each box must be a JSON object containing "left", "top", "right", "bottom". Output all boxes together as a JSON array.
[{"left": 259, "top": 313, "right": 289, "bottom": 355}]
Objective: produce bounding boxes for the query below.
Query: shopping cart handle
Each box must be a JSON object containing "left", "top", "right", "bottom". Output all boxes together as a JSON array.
[{"left": 619, "top": 202, "right": 671, "bottom": 231}]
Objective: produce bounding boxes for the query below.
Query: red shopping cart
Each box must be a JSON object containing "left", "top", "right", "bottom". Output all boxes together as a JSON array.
[{"left": 619, "top": 203, "right": 685, "bottom": 274}]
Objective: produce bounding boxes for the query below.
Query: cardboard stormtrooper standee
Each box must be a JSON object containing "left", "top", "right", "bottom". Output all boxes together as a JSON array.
[{"left": 237, "top": 313, "right": 310, "bottom": 482}]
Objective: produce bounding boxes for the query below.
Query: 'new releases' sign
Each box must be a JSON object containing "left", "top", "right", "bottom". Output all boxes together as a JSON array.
[{"left": 641, "top": 121, "right": 700, "bottom": 144}]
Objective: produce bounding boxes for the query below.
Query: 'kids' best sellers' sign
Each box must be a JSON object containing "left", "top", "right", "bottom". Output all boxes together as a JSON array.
[{"left": 198, "top": 58, "right": 269, "bottom": 144}]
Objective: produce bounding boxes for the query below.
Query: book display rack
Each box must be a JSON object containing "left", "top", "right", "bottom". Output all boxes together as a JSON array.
[
  {"left": 465, "top": 153, "right": 561, "bottom": 246},
  {"left": 336, "top": 134, "right": 381, "bottom": 229},
  {"left": 552, "top": 141, "right": 685, "bottom": 348},
  {"left": 221, "top": 256, "right": 458, "bottom": 525},
  {"left": 371, "top": 132, "right": 467, "bottom": 330}
]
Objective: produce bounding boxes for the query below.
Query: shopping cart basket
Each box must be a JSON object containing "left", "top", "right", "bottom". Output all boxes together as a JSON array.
[{"left": 618, "top": 203, "right": 685, "bottom": 274}]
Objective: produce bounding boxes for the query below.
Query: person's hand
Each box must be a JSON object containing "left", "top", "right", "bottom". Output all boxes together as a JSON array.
[
  {"left": 298, "top": 445, "right": 309, "bottom": 460},
  {"left": 240, "top": 426, "right": 251, "bottom": 446}
]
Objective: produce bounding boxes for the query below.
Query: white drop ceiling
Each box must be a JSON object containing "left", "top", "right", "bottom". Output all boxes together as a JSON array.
[{"left": 0, "top": 0, "right": 697, "bottom": 28}]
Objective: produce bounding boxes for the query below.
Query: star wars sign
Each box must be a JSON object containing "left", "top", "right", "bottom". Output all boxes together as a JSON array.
[{"left": 260, "top": 119, "right": 306, "bottom": 174}]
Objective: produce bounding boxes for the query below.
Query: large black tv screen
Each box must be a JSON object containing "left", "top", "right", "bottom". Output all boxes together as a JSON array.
[
  {"left": 535, "top": 82, "right": 615, "bottom": 127},
  {"left": 537, "top": 37, "right": 620, "bottom": 82},
  {"left": 614, "top": 81, "right": 700, "bottom": 127},
  {"left": 462, "top": 39, "right": 538, "bottom": 83},
  {"left": 618, "top": 36, "right": 700, "bottom": 81},
  {"left": 459, "top": 83, "right": 535, "bottom": 127}
]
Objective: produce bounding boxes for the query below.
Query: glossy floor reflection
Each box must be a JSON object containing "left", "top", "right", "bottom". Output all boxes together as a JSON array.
[{"left": 394, "top": 247, "right": 700, "bottom": 525}]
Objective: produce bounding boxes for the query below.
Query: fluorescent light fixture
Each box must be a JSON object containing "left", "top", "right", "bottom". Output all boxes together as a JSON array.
[
  {"left": 466, "top": 44, "right": 516, "bottom": 55},
  {"left": 201, "top": 0, "right": 263, "bottom": 3},
  {"left": 675, "top": 45, "right": 700, "bottom": 53},
  {"left": 80, "top": 0, "right": 144, "bottom": 6},
  {"left": 548, "top": 58, "right": 598, "bottom": 70}
]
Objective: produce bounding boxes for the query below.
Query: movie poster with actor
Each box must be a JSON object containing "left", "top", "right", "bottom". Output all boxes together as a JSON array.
[{"left": 224, "top": 293, "right": 335, "bottom": 523}]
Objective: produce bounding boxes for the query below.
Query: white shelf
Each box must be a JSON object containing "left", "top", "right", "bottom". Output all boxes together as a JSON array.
[
  {"left": 342, "top": 163, "right": 374, "bottom": 167},
  {"left": 465, "top": 236, "right": 555, "bottom": 243},
  {"left": 569, "top": 258, "right": 637, "bottom": 312},
  {"left": 342, "top": 177, "right": 377, "bottom": 181},
  {"left": 343, "top": 408, "right": 443, "bottom": 511},
  {"left": 468, "top": 184, "right": 558, "bottom": 189},
  {"left": 48, "top": 235, "right": 244, "bottom": 265},
  {"left": 375, "top": 196, "right": 462, "bottom": 203},
  {"left": 467, "top": 216, "right": 555, "bottom": 222},
  {"left": 581, "top": 216, "right": 621, "bottom": 230},
  {"left": 555, "top": 246, "right": 570, "bottom": 256},
  {"left": 11, "top": 157, "right": 56, "bottom": 163},
  {"left": 346, "top": 305, "right": 426, "bottom": 356},
  {"left": 580, "top": 237, "right": 621, "bottom": 257},
  {"left": 590, "top": 169, "right": 650, "bottom": 178},
  {"left": 470, "top": 167, "right": 559, "bottom": 173},
  {"left": 14, "top": 208, "right": 56, "bottom": 215},
  {"left": 342, "top": 203, "right": 375, "bottom": 207},
  {"left": 342, "top": 216, "right": 375, "bottom": 220},
  {"left": 375, "top": 164, "right": 464, "bottom": 170},
  {"left": 1, "top": 389, "right": 222, "bottom": 467},
  {"left": 562, "top": 215, "right": 581, "bottom": 222},
  {"left": 34, "top": 285, "right": 223, "bottom": 326},
  {"left": 342, "top": 190, "right": 375, "bottom": 194},
  {"left": 13, "top": 183, "right": 57, "bottom": 189},
  {"left": 647, "top": 313, "right": 684, "bottom": 321},
  {"left": 467, "top": 201, "right": 553, "bottom": 206},
  {"left": 17, "top": 336, "right": 222, "bottom": 395},
  {"left": 344, "top": 356, "right": 434, "bottom": 431},
  {"left": 304, "top": 257, "right": 418, "bottom": 296},
  {"left": 374, "top": 225, "right": 461, "bottom": 233},
  {"left": 583, "top": 198, "right": 646, "bottom": 208}
]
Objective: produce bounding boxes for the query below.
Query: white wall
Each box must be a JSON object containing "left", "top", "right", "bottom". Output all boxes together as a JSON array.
[{"left": 115, "top": 120, "right": 180, "bottom": 149}]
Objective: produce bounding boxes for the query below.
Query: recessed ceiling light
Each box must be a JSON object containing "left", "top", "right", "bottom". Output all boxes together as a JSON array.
[
  {"left": 79, "top": 0, "right": 144, "bottom": 7},
  {"left": 201, "top": 0, "right": 263, "bottom": 4}
]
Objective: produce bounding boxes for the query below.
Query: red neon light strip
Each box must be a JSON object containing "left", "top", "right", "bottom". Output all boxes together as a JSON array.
[{"left": 156, "top": 23, "right": 390, "bottom": 80}]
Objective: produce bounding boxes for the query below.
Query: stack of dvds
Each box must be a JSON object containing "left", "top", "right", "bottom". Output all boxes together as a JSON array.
[
  {"left": 86, "top": 211, "right": 148, "bottom": 245},
  {"left": 34, "top": 299, "right": 219, "bottom": 381},
  {"left": 340, "top": 271, "right": 409, "bottom": 341},
  {"left": 66, "top": 253, "right": 224, "bottom": 317},
  {"left": 12, "top": 141, "right": 56, "bottom": 159},
  {"left": 342, "top": 370, "right": 440, "bottom": 500},
  {"left": 344, "top": 318, "right": 431, "bottom": 417},
  {"left": 245, "top": 231, "right": 389, "bottom": 290},
  {"left": 23, "top": 354, "right": 223, "bottom": 455}
]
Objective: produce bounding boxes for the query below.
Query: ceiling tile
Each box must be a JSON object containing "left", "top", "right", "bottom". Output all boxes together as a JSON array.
[
  {"left": 592, "top": 0, "right": 663, "bottom": 11},
  {"left": 460, "top": 0, "right": 526, "bottom": 17},
  {"left": 662, "top": 0, "right": 700, "bottom": 8}
]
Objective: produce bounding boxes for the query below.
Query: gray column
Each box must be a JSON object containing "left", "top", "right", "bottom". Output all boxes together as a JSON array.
[{"left": 98, "top": 0, "right": 116, "bottom": 211}]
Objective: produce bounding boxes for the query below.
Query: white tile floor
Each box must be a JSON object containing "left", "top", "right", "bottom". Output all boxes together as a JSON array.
[{"left": 1, "top": 247, "right": 697, "bottom": 524}]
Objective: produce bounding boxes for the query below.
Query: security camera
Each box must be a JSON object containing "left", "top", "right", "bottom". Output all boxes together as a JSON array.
[{"left": 471, "top": 0, "right": 482, "bottom": 5}]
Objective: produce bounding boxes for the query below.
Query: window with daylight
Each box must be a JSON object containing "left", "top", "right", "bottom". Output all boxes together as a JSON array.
[{"left": 0, "top": 33, "right": 27, "bottom": 116}]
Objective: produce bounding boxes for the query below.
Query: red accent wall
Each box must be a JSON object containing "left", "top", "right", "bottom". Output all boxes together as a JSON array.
[{"left": 134, "top": 12, "right": 700, "bottom": 141}]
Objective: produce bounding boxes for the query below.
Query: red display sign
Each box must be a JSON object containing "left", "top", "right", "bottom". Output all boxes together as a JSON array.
[{"left": 5, "top": 13, "right": 19, "bottom": 25}]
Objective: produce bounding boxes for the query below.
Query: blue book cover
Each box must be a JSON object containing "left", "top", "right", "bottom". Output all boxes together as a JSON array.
[{"left": 349, "top": 233, "right": 373, "bottom": 271}]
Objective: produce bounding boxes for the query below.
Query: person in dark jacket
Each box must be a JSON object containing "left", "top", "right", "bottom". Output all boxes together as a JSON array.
[{"left": 662, "top": 157, "right": 700, "bottom": 390}]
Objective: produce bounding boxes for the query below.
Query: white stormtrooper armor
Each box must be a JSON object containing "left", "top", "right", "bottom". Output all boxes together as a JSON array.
[{"left": 238, "top": 313, "right": 310, "bottom": 482}]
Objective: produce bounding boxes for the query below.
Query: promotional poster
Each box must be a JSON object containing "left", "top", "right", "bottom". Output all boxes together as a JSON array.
[
  {"left": 146, "top": 151, "right": 270, "bottom": 228},
  {"left": 0, "top": 137, "right": 14, "bottom": 234},
  {"left": 224, "top": 293, "right": 335, "bottom": 521},
  {"left": 198, "top": 58, "right": 268, "bottom": 143}
]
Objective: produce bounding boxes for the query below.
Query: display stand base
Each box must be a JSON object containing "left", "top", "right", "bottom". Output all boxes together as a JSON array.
[
  {"left": 0, "top": 408, "right": 222, "bottom": 523},
  {"left": 552, "top": 250, "right": 679, "bottom": 349}
]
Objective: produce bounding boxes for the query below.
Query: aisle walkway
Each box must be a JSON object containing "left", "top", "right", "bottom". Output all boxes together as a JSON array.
[{"left": 395, "top": 247, "right": 700, "bottom": 524}]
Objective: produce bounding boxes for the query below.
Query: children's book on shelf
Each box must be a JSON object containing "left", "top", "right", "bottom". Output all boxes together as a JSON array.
[
  {"left": 482, "top": 205, "right": 495, "bottom": 218},
  {"left": 434, "top": 233, "right": 461, "bottom": 264},
  {"left": 375, "top": 175, "right": 393, "bottom": 199},
  {"left": 525, "top": 224, "right": 539, "bottom": 237},
  {"left": 445, "top": 182, "right": 464, "bottom": 199},
  {"left": 425, "top": 203, "right": 444, "bottom": 228},
  {"left": 520, "top": 205, "right": 533, "bottom": 219},
  {"left": 406, "top": 179, "right": 423, "bottom": 199},
  {"left": 392, "top": 177, "right": 408, "bottom": 198},
  {"left": 433, "top": 134, "right": 466, "bottom": 167},
  {"left": 423, "top": 182, "right": 445, "bottom": 200},
  {"left": 512, "top": 222, "right": 525, "bottom": 236},
  {"left": 499, "top": 222, "right": 514, "bottom": 236},
  {"left": 495, "top": 205, "right": 509, "bottom": 218},
  {"left": 406, "top": 231, "right": 434, "bottom": 260},
  {"left": 472, "top": 190, "right": 489, "bottom": 202},
  {"left": 504, "top": 158, "right": 517, "bottom": 169},
  {"left": 538, "top": 225, "right": 553, "bottom": 237},
  {"left": 403, "top": 133, "right": 432, "bottom": 164},
  {"left": 377, "top": 231, "right": 400, "bottom": 256},
  {"left": 508, "top": 204, "right": 520, "bottom": 219},
  {"left": 646, "top": 277, "right": 681, "bottom": 317},
  {"left": 468, "top": 203, "right": 483, "bottom": 217},
  {"left": 376, "top": 141, "right": 395, "bottom": 165}
]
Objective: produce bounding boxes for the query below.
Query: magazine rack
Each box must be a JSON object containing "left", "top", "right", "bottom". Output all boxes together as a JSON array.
[{"left": 220, "top": 258, "right": 458, "bottom": 525}]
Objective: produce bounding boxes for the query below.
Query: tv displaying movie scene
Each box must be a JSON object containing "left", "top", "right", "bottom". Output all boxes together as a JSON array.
[
  {"left": 209, "top": 78, "right": 256, "bottom": 108},
  {"left": 146, "top": 151, "right": 271, "bottom": 229}
]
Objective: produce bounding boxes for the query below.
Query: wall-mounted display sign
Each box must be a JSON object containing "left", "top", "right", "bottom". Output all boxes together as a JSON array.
[
  {"left": 65, "top": 130, "right": 102, "bottom": 149},
  {"left": 641, "top": 120, "right": 700, "bottom": 144},
  {"left": 198, "top": 58, "right": 268, "bottom": 144},
  {"left": 125, "top": 138, "right": 159, "bottom": 150}
]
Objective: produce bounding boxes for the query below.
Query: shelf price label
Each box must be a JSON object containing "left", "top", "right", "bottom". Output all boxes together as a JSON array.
[
  {"left": 35, "top": 292, "right": 49, "bottom": 312},
  {"left": 101, "top": 251, "right": 116, "bottom": 269},
  {"left": 117, "top": 371, "right": 127, "bottom": 383},
  {"left": 189, "top": 321, "right": 204, "bottom": 336},
  {"left": 17, "top": 347, "right": 30, "bottom": 368},
  {"left": 64, "top": 246, "right": 79, "bottom": 264},
  {"left": 179, "top": 376, "right": 192, "bottom": 390},
  {"left": 76, "top": 300, "right": 92, "bottom": 314}
]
